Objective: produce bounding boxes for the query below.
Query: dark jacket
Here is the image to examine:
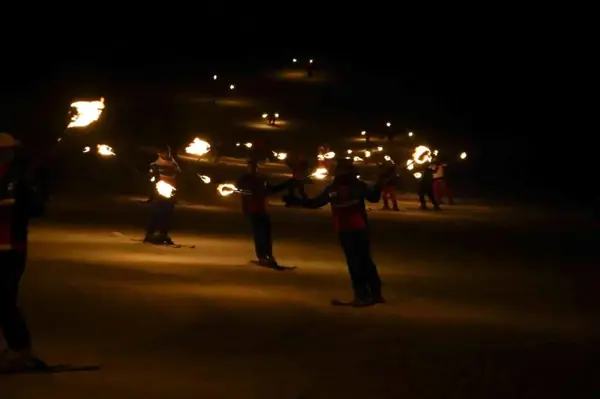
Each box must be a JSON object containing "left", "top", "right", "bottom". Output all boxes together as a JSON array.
[
  {"left": 0, "top": 158, "right": 47, "bottom": 251},
  {"left": 236, "top": 173, "right": 288, "bottom": 215},
  {"left": 301, "top": 174, "right": 380, "bottom": 232}
]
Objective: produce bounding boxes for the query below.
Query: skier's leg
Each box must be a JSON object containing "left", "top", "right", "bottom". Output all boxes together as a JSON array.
[
  {"left": 145, "top": 202, "right": 160, "bottom": 240},
  {"left": 249, "top": 214, "right": 265, "bottom": 260},
  {"left": 390, "top": 188, "right": 399, "bottom": 210},
  {"left": 356, "top": 231, "right": 382, "bottom": 300},
  {"left": 0, "top": 251, "right": 32, "bottom": 353},
  {"left": 338, "top": 231, "right": 369, "bottom": 300}
]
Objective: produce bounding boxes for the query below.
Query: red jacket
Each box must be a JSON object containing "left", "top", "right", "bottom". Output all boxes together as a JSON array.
[
  {"left": 236, "top": 173, "right": 288, "bottom": 214},
  {"left": 302, "top": 175, "right": 381, "bottom": 232}
]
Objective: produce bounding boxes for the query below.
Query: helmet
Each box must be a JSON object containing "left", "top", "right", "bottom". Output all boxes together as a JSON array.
[{"left": 0, "top": 133, "right": 19, "bottom": 148}]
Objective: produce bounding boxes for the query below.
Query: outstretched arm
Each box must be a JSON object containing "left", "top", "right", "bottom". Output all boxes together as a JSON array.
[
  {"left": 301, "top": 188, "right": 331, "bottom": 209},
  {"left": 267, "top": 179, "right": 292, "bottom": 195}
]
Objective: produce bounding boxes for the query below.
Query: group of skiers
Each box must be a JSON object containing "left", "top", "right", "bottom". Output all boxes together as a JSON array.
[{"left": 0, "top": 134, "right": 456, "bottom": 373}]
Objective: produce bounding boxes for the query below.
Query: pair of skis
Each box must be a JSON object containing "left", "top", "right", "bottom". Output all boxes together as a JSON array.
[{"left": 0, "top": 364, "right": 100, "bottom": 375}]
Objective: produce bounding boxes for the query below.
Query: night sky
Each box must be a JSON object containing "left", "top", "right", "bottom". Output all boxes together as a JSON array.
[{"left": 1, "top": 11, "right": 577, "bottom": 202}]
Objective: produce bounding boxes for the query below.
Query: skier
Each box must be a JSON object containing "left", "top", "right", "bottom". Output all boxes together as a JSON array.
[
  {"left": 236, "top": 159, "right": 289, "bottom": 268},
  {"left": 267, "top": 113, "right": 277, "bottom": 126},
  {"left": 285, "top": 158, "right": 385, "bottom": 307},
  {"left": 431, "top": 160, "right": 454, "bottom": 205},
  {"left": 419, "top": 163, "right": 441, "bottom": 210},
  {"left": 144, "top": 146, "right": 181, "bottom": 245},
  {"left": 0, "top": 133, "right": 49, "bottom": 372},
  {"left": 379, "top": 163, "right": 400, "bottom": 211}
]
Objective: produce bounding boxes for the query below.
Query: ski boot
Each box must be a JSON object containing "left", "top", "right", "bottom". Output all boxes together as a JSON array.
[
  {"left": 392, "top": 206, "right": 400, "bottom": 212},
  {"left": 382, "top": 205, "right": 391, "bottom": 211},
  {"left": 258, "top": 256, "right": 281, "bottom": 269}
]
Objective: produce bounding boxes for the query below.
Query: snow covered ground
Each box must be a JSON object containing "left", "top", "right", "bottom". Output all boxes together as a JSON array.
[{"left": 1, "top": 198, "right": 596, "bottom": 398}]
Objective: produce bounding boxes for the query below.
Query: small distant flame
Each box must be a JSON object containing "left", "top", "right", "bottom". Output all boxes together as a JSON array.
[
  {"left": 365, "top": 150, "right": 371, "bottom": 158},
  {"left": 353, "top": 156, "right": 364, "bottom": 162},
  {"left": 213, "top": 75, "right": 217, "bottom": 80},
  {"left": 97, "top": 144, "right": 115, "bottom": 156},
  {"left": 361, "top": 130, "right": 366, "bottom": 136},
  {"left": 262, "top": 113, "right": 268, "bottom": 118},
  {"left": 347, "top": 149, "right": 352, "bottom": 154},
  {"left": 244, "top": 142, "right": 252, "bottom": 148},
  {"left": 83, "top": 146, "right": 90, "bottom": 153},
  {"left": 274, "top": 113, "right": 279, "bottom": 118},
  {"left": 229, "top": 84, "right": 235, "bottom": 90},
  {"left": 198, "top": 175, "right": 211, "bottom": 183},
  {"left": 377, "top": 146, "right": 383, "bottom": 151},
  {"left": 185, "top": 138, "right": 211, "bottom": 156},
  {"left": 324, "top": 151, "right": 335, "bottom": 159},
  {"left": 384, "top": 155, "right": 391, "bottom": 161},
  {"left": 408, "top": 132, "right": 414, "bottom": 137},
  {"left": 156, "top": 181, "right": 175, "bottom": 198},
  {"left": 217, "top": 183, "right": 238, "bottom": 196},
  {"left": 460, "top": 152, "right": 467, "bottom": 160},
  {"left": 413, "top": 172, "right": 422, "bottom": 179}
]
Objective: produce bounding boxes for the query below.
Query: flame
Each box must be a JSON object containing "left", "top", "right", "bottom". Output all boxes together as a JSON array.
[
  {"left": 274, "top": 113, "right": 279, "bottom": 118},
  {"left": 217, "top": 183, "right": 237, "bottom": 196},
  {"left": 68, "top": 98, "right": 105, "bottom": 128},
  {"left": 324, "top": 151, "right": 335, "bottom": 159},
  {"left": 407, "top": 163, "right": 415, "bottom": 170},
  {"left": 312, "top": 167, "right": 328, "bottom": 179},
  {"left": 412, "top": 145, "right": 432, "bottom": 164},
  {"left": 317, "top": 154, "right": 325, "bottom": 161},
  {"left": 97, "top": 144, "right": 115, "bottom": 156},
  {"left": 353, "top": 156, "right": 364, "bottom": 162},
  {"left": 293, "top": 58, "right": 297, "bottom": 62},
  {"left": 277, "top": 152, "right": 287, "bottom": 160},
  {"left": 244, "top": 142, "right": 252, "bottom": 148},
  {"left": 408, "top": 132, "right": 414, "bottom": 137},
  {"left": 361, "top": 130, "right": 366, "bottom": 136},
  {"left": 386, "top": 122, "right": 391, "bottom": 127},
  {"left": 185, "top": 138, "right": 211, "bottom": 156},
  {"left": 82, "top": 146, "right": 90, "bottom": 153},
  {"left": 213, "top": 75, "right": 217, "bottom": 80},
  {"left": 262, "top": 113, "right": 268, "bottom": 118},
  {"left": 433, "top": 150, "right": 439, "bottom": 156},
  {"left": 150, "top": 176, "right": 156, "bottom": 182},
  {"left": 460, "top": 152, "right": 467, "bottom": 159},
  {"left": 229, "top": 84, "right": 235, "bottom": 90},
  {"left": 384, "top": 155, "right": 391, "bottom": 161},
  {"left": 365, "top": 150, "right": 371, "bottom": 158},
  {"left": 309, "top": 59, "right": 314, "bottom": 64},
  {"left": 199, "top": 175, "right": 211, "bottom": 183},
  {"left": 347, "top": 149, "right": 352, "bottom": 154},
  {"left": 156, "top": 181, "right": 175, "bottom": 198},
  {"left": 413, "top": 172, "right": 422, "bottom": 179},
  {"left": 377, "top": 146, "right": 383, "bottom": 151}
]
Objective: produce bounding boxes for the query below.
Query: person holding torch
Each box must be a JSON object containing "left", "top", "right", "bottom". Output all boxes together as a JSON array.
[
  {"left": 284, "top": 158, "right": 385, "bottom": 307},
  {"left": 236, "top": 159, "right": 289, "bottom": 268},
  {"left": 144, "top": 146, "right": 181, "bottom": 245}
]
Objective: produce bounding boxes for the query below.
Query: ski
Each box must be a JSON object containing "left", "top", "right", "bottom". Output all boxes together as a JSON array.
[
  {"left": 0, "top": 364, "right": 100, "bottom": 375},
  {"left": 129, "top": 238, "right": 196, "bottom": 249},
  {"left": 249, "top": 260, "right": 297, "bottom": 271},
  {"left": 331, "top": 299, "right": 375, "bottom": 307}
]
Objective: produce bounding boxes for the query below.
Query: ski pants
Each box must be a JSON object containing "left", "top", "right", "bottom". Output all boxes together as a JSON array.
[
  {"left": 338, "top": 229, "right": 382, "bottom": 300},
  {"left": 146, "top": 200, "right": 175, "bottom": 238},
  {"left": 433, "top": 179, "right": 453, "bottom": 204},
  {"left": 249, "top": 213, "right": 273, "bottom": 260},
  {"left": 0, "top": 250, "right": 32, "bottom": 351},
  {"left": 419, "top": 182, "right": 439, "bottom": 207},
  {"left": 382, "top": 185, "right": 398, "bottom": 208},
  {"left": 287, "top": 178, "right": 306, "bottom": 199}
]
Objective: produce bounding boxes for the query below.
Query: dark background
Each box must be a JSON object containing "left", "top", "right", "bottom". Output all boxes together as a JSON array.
[{"left": 0, "top": 12, "right": 582, "bottom": 206}]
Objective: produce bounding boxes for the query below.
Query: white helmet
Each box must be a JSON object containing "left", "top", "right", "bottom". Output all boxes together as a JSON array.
[{"left": 0, "top": 133, "right": 19, "bottom": 148}]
